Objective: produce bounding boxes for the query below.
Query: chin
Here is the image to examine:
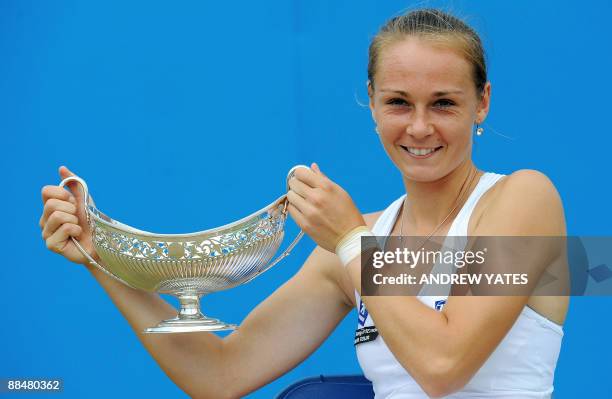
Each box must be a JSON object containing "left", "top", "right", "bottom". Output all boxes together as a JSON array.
[
  {"left": 393, "top": 148, "right": 470, "bottom": 184},
  {"left": 400, "top": 166, "right": 448, "bottom": 183}
]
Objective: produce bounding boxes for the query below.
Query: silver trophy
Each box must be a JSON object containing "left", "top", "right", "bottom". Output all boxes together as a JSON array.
[{"left": 59, "top": 166, "right": 305, "bottom": 333}]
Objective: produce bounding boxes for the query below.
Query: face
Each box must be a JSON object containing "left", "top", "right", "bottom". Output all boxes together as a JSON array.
[{"left": 369, "top": 37, "right": 490, "bottom": 182}]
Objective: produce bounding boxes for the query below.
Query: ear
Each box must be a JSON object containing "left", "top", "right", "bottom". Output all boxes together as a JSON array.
[
  {"left": 476, "top": 81, "right": 491, "bottom": 123},
  {"left": 367, "top": 80, "right": 376, "bottom": 120}
]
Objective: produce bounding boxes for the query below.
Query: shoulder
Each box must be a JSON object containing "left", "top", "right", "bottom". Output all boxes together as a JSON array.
[
  {"left": 498, "top": 169, "right": 563, "bottom": 211},
  {"left": 499, "top": 169, "right": 560, "bottom": 196},
  {"left": 475, "top": 169, "right": 566, "bottom": 235}
]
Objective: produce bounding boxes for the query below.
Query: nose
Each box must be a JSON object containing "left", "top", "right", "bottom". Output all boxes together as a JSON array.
[{"left": 406, "top": 108, "right": 434, "bottom": 139}]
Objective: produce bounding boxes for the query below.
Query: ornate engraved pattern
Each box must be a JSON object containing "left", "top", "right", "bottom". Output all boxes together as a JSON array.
[{"left": 89, "top": 206, "right": 285, "bottom": 261}]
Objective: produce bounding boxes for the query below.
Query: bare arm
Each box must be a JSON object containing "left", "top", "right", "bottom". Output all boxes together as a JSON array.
[
  {"left": 346, "top": 170, "right": 567, "bottom": 397},
  {"left": 284, "top": 164, "right": 566, "bottom": 397},
  {"left": 41, "top": 166, "right": 352, "bottom": 399},
  {"left": 88, "top": 246, "right": 351, "bottom": 399},
  {"left": 86, "top": 266, "right": 226, "bottom": 397},
  {"left": 222, "top": 246, "right": 352, "bottom": 397}
]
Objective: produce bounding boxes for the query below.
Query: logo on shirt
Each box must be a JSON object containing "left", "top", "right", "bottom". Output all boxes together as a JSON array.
[
  {"left": 435, "top": 299, "right": 447, "bottom": 311},
  {"left": 354, "top": 326, "right": 379, "bottom": 346},
  {"left": 358, "top": 300, "right": 369, "bottom": 327}
]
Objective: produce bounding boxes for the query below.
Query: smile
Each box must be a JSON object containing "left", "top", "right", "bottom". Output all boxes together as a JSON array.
[{"left": 400, "top": 145, "right": 444, "bottom": 158}]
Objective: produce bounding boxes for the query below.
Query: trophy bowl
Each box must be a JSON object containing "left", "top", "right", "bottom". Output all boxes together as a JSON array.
[{"left": 59, "top": 166, "right": 305, "bottom": 333}]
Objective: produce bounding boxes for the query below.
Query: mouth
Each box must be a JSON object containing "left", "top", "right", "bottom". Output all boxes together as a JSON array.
[{"left": 400, "top": 145, "right": 444, "bottom": 158}]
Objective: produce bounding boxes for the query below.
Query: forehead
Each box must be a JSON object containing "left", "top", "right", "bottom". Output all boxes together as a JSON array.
[{"left": 376, "top": 37, "right": 474, "bottom": 94}]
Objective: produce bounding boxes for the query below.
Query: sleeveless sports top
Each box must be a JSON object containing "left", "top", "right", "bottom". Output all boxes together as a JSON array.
[{"left": 354, "top": 172, "right": 563, "bottom": 398}]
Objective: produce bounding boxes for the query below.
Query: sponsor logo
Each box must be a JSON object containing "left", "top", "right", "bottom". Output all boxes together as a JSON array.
[
  {"left": 358, "top": 300, "right": 369, "bottom": 327},
  {"left": 435, "top": 299, "right": 447, "bottom": 311}
]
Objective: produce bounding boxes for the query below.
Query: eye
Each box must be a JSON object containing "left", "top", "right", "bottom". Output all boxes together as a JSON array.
[
  {"left": 434, "top": 99, "right": 455, "bottom": 108},
  {"left": 386, "top": 98, "right": 408, "bottom": 106}
]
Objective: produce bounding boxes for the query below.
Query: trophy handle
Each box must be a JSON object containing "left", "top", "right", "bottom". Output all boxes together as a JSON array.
[
  {"left": 243, "top": 165, "right": 310, "bottom": 283},
  {"left": 285, "top": 164, "right": 309, "bottom": 191},
  {"left": 241, "top": 215, "right": 304, "bottom": 285},
  {"left": 58, "top": 176, "right": 131, "bottom": 286}
]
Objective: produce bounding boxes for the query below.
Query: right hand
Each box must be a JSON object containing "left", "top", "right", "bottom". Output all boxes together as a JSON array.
[{"left": 40, "top": 166, "right": 98, "bottom": 266}]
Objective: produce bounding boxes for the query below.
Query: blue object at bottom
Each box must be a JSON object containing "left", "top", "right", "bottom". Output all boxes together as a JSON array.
[{"left": 275, "top": 375, "right": 374, "bottom": 399}]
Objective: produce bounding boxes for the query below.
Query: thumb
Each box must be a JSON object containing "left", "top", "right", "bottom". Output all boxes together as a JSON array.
[
  {"left": 59, "top": 165, "right": 75, "bottom": 179},
  {"left": 311, "top": 162, "right": 325, "bottom": 177},
  {"left": 58, "top": 165, "right": 85, "bottom": 202}
]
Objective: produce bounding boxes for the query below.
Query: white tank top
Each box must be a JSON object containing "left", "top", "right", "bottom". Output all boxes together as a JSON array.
[{"left": 354, "top": 172, "right": 563, "bottom": 399}]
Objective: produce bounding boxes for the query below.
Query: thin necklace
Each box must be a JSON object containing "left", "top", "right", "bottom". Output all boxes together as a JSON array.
[{"left": 399, "top": 168, "right": 480, "bottom": 249}]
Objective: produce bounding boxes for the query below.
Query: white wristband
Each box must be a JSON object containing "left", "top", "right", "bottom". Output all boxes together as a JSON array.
[{"left": 335, "top": 227, "right": 377, "bottom": 267}]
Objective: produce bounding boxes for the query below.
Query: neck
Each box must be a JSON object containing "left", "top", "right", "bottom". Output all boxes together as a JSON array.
[{"left": 401, "top": 159, "right": 481, "bottom": 232}]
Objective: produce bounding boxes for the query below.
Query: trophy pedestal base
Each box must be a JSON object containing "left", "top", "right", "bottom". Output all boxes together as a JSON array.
[
  {"left": 144, "top": 316, "right": 237, "bottom": 334},
  {"left": 144, "top": 293, "right": 237, "bottom": 333}
]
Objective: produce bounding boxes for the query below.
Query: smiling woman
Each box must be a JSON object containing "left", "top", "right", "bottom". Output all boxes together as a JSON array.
[
  {"left": 39, "top": 7, "right": 567, "bottom": 399},
  {"left": 286, "top": 8, "right": 568, "bottom": 398},
  {"left": 367, "top": 10, "right": 489, "bottom": 184}
]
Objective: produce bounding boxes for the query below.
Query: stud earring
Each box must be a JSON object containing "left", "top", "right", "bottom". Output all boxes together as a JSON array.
[
  {"left": 375, "top": 126, "right": 380, "bottom": 135},
  {"left": 476, "top": 124, "right": 484, "bottom": 136}
]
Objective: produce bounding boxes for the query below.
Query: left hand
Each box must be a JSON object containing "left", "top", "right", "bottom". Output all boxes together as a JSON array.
[{"left": 286, "top": 163, "right": 366, "bottom": 253}]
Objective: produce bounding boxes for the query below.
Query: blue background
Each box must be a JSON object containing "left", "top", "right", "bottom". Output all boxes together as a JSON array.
[{"left": 2, "top": 0, "right": 611, "bottom": 397}]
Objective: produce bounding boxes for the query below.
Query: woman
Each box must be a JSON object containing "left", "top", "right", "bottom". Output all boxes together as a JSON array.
[{"left": 40, "top": 9, "right": 567, "bottom": 398}]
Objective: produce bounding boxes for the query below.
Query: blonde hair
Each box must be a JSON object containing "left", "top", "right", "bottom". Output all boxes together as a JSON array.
[{"left": 368, "top": 9, "right": 487, "bottom": 96}]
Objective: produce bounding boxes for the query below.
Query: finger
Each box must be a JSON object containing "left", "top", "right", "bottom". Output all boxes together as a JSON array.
[
  {"left": 42, "top": 211, "right": 80, "bottom": 240},
  {"left": 287, "top": 203, "right": 309, "bottom": 231},
  {"left": 287, "top": 190, "right": 312, "bottom": 215},
  {"left": 45, "top": 223, "right": 82, "bottom": 254},
  {"left": 42, "top": 185, "right": 76, "bottom": 204},
  {"left": 293, "top": 166, "right": 323, "bottom": 189},
  {"left": 58, "top": 165, "right": 87, "bottom": 203},
  {"left": 40, "top": 199, "right": 77, "bottom": 228},
  {"left": 288, "top": 176, "right": 314, "bottom": 198}
]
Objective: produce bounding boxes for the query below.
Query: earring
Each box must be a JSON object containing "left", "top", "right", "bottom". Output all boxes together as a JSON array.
[
  {"left": 375, "top": 126, "right": 380, "bottom": 135},
  {"left": 476, "top": 124, "right": 484, "bottom": 136}
]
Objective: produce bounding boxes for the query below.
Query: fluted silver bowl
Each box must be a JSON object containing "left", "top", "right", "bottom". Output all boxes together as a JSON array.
[{"left": 59, "top": 167, "right": 305, "bottom": 333}]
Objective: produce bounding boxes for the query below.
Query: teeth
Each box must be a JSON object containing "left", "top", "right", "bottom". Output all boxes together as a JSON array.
[{"left": 406, "top": 147, "right": 437, "bottom": 156}]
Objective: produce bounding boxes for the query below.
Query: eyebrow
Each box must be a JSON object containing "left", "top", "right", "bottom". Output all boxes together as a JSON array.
[{"left": 379, "top": 89, "right": 464, "bottom": 97}]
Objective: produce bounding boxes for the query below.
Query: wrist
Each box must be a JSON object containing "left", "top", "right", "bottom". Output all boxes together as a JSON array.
[
  {"left": 335, "top": 225, "right": 368, "bottom": 251},
  {"left": 335, "top": 226, "right": 377, "bottom": 267}
]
